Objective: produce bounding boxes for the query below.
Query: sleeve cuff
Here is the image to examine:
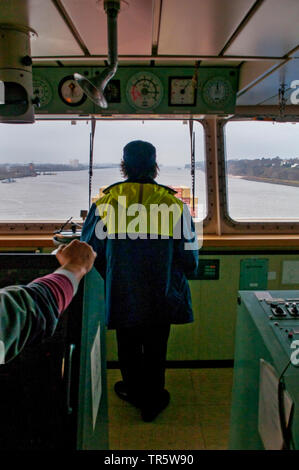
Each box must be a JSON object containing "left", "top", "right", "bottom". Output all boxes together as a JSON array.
[{"left": 54, "top": 268, "right": 80, "bottom": 295}]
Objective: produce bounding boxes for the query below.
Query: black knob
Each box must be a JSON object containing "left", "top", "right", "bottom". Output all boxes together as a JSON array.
[
  {"left": 291, "top": 305, "right": 299, "bottom": 315},
  {"left": 275, "top": 306, "right": 284, "bottom": 315},
  {"left": 32, "top": 96, "right": 40, "bottom": 107},
  {"left": 21, "top": 55, "right": 32, "bottom": 66}
]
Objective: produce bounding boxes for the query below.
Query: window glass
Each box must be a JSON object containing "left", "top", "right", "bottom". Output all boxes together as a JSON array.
[
  {"left": 225, "top": 121, "right": 299, "bottom": 221},
  {"left": 0, "top": 120, "right": 206, "bottom": 221}
]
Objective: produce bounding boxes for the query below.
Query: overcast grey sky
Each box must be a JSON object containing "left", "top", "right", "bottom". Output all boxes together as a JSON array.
[
  {"left": 225, "top": 121, "right": 299, "bottom": 159},
  {"left": 0, "top": 119, "right": 298, "bottom": 165}
]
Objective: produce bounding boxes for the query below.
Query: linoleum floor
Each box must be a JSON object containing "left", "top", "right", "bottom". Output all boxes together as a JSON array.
[{"left": 107, "top": 368, "right": 233, "bottom": 450}]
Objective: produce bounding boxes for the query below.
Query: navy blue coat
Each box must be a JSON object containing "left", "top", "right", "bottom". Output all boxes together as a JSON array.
[{"left": 81, "top": 178, "right": 199, "bottom": 329}]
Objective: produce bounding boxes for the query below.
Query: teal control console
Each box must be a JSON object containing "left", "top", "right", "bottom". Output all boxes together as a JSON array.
[
  {"left": 257, "top": 293, "right": 299, "bottom": 358},
  {"left": 230, "top": 290, "right": 299, "bottom": 450}
]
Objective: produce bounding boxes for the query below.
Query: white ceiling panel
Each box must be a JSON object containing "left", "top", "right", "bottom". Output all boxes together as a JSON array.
[
  {"left": 226, "top": 0, "right": 299, "bottom": 57},
  {"left": 158, "top": 0, "right": 256, "bottom": 56},
  {"left": 61, "top": 0, "right": 153, "bottom": 56},
  {"left": 236, "top": 58, "right": 299, "bottom": 105},
  {"left": 0, "top": 0, "right": 81, "bottom": 56},
  {"left": 28, "top": 0, "right": 82, "bottom": 56},
  {"left": 238, "top": 60, "right": 281, "bottom": 92}
]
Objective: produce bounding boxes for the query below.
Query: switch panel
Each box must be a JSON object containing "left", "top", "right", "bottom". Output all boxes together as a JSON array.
[
  {"left": 188, "top": 259, "right": 219, "bottom": 280},
  {"left": 254, "top": 292, "right": 299, "bottom": 359}
]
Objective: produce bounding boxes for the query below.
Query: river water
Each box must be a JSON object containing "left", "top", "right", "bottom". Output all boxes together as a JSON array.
[{"left": 0, "top": 166, "right": 298, "bottom": 221}]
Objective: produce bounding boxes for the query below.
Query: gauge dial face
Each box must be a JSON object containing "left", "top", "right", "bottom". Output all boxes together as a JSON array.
[
  {"left": 104, "top": 79, "right": 121, "bottom": 103},
  {"left": 126, "top": 72, "right": 163, "bottom": 109},
  {"left": 32, "top": 77, "right": 52, "bottom": 108},
  {"left": 58, "top": 76, "right": 87, "bottom": 106},
  {"left": 202, "top": 77, "right": 233, "bottom": 107},
  {"left": 169, "top": 77, "right": 196, "bottom": 106}
]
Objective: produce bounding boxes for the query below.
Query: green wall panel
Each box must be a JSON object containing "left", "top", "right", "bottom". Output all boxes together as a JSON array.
[{"left": 106, "top": 251, "right": 299, "bottom": 362}]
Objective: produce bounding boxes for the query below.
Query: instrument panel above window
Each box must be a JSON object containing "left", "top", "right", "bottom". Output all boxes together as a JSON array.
[{"left": 31, "top": 66, "right": 239, "bottom": 116}]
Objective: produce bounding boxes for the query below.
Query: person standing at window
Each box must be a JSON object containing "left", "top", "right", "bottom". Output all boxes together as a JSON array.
[
  {"left": 81, "top": 140, "right": 198, "bottom": 422},
  {"left": 0, "top": 240, "right": 96, "bottom": 364}
]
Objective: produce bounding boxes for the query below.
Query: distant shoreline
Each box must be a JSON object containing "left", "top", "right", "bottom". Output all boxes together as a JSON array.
[{"left": 228, "top": 174, "right": 299, "bottom": 188}]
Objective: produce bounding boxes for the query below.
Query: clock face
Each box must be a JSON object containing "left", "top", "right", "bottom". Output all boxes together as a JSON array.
[
  {"left": 202, "top": 77, "right": 233, "bottom": 107},
  {"left": 126, "top": 72, "right": 163, "bottom": 109},
  {"left": 32, "top": 77, "right": 52, "bottom": 108},
  {"left": 169, "top": 77, "right": 196, "bottom": 106},
  {"left": 58, "top": 75, "right": 87, "bottom": 106}
]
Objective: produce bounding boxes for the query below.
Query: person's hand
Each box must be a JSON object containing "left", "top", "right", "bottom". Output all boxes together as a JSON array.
[{"left": 55, "top": 239, "right": 97, "bottom": 281}]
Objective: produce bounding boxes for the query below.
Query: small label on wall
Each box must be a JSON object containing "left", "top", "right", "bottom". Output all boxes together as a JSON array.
[
  {"left": 90, "top": 324, "right": 102, "bottom": 430},
  {"left": 0, "top": 340, "right": 4, "bottom": 364},
  {"left": 239, "top": 258, "right": 268, "bottom": 290},
  {"left": 0, "top": 81, "right": 4, "bottom": 104},
  {"left": 282, "top": 261, "right": 299, "bottom": 284},
  {"left": 267, "top": 271, "right": 277, "bottom": 281}
]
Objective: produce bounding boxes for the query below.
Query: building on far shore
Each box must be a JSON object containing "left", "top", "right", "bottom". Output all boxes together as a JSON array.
[
  {"left": 0, "top": 163, "right": 36, "bottom": 180},
  {"left": 69, "top": 159, "right": 79, "bottom": 168}
]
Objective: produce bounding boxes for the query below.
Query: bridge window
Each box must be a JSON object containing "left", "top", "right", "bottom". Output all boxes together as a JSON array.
[
  {"left": 0, "top": 119, "right": 206, "bottom": 222},
  {"left": 224, "top": 120, "right": 299, "bottom": 221}
]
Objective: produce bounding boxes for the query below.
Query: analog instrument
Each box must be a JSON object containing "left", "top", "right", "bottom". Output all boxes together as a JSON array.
[
  {"left": 58, "top": 75, "right": 87, "bottom": 106},
  {"left": 126, "top": 72, "right": 163, "bottom": 110},
  {"left": 32, "top": 77, "right": 52, "bottom": 108},
  {"left": 104, "top": 79, "right": 121, "bottom": 103},
  {"left": 169, "top": 77, "right": 196, "bottom": 106},
  {"left": 202, "top": 77, "right": 233, "bottom": 107}
]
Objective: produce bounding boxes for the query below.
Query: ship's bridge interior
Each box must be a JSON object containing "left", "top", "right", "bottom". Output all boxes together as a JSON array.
[{"left": 0, "top": 0, "right": 299, "bottom": 452}]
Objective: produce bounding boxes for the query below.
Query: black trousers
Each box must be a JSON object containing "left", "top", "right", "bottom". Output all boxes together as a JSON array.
[{"left": 116, "top": 324, "right": 171, "bottom": 405}]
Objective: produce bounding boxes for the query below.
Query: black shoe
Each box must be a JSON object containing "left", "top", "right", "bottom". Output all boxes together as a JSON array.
[
  {"left": 141, "top": 389, "right": 170, "bottom": 422},
  {"left": 114, "top": 381, "right": 141, "bottom": 407}
]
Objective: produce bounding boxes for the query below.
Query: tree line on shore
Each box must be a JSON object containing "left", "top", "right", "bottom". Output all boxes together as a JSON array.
[{"left": 227, "top": 157, "right": 299, "bottom": 182}]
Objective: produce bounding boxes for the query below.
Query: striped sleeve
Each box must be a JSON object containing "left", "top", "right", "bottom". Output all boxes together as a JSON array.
[{"left": 0, "top": 273, "right": 75, "bottom": 364}]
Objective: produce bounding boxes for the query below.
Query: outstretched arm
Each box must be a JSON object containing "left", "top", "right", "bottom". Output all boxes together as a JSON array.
[{"left": 0, "top": 240, "right": 96, "bottom": 364}]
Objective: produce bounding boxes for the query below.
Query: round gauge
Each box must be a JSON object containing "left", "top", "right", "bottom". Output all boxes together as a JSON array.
[
  {"left": 58, "top": 75, "right": 87, "bottom": 106},
  {"left": 126, "top": 72, "right": 163, "bottom": 110},
  {"left": 169, "top": 77, "right": 196, "bottom": 106},
  {"left": 202, "top": 77, "right": 233, "bottom": 107},
  {"left": 32, "top": 77, "right": 52, "bottom": 108},
  {"left": 104, "top": 79, "right": 121, "bottom": 103}
]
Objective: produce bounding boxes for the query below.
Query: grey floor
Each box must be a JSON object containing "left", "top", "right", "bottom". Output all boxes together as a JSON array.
[{"left": 107, "top": 368, "right": 233, "bottom": 450}]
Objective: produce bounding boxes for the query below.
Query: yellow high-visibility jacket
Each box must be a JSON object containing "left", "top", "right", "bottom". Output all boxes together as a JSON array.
[{"left": 81, "top": 178, "right": 199, "bottom": 329}]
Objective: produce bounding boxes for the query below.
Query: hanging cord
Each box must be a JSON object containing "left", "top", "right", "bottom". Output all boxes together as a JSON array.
[
  {"left": 189, "top": 119, "right": 195, "bottom": 213},
  {"left": 188, "top": 60, "right": 199, "bottom": 215},
  {"left": 54, "top": 216, "right": 73, "bottom": 234},
  {"left": 89, "top": 118, "right": 97, "bottom": 209},
  {"left": 191, "top": 60, "right": 199, "bottom": 93},
  {"left": 278, "top": 83, "right": 287, "bottom": 120},
  {"left": 278, "top": 359, "right": 295, "bottom": 450}
]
